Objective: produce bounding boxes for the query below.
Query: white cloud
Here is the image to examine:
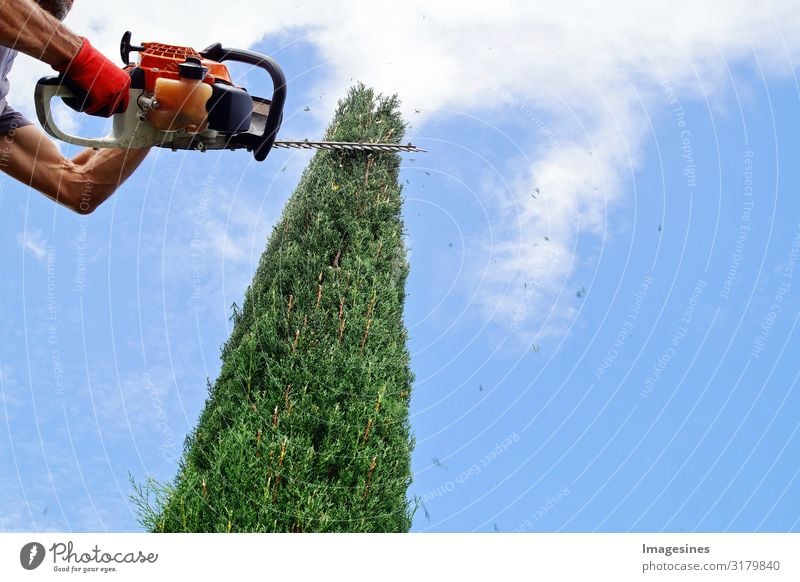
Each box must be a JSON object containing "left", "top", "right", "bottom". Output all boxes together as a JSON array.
[
  {"left": 6, "top": 0, "right": 800, "bottom": 338},
  {"left": 17, "top": 229, "right": 47, "bottom": 262}
]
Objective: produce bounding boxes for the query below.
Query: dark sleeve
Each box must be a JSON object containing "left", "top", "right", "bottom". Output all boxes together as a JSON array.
[{"left": 0, "top": 105, "right": 33, "bottom": 134}]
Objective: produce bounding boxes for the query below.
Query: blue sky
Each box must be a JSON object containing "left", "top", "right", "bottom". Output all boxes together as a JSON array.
[{"left": 2, "top": 1, "right": 800, "bottom": 532}]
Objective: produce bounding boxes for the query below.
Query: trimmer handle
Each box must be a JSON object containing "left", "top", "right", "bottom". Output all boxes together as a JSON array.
[
  {"left": 199, "top": 43, "right": 286, "bottom": 161},
  {"left": 34, "top": 76, "right": 115, "bottom": 148},
  {"left": 34, "top": 75, "right": 158, "bottom": 150}
]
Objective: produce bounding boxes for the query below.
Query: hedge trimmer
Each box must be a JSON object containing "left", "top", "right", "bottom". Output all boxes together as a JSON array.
[{"left": 34, "top": 32, "right": 424, "bottom": 161}]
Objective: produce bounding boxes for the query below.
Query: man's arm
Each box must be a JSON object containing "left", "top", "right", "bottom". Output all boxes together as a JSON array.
[
  {"left": 1, "top": 124, "right": 149, "bottom": 214},
  {"left": 0, "top": 0, "right": 81, "bottom": 68},
  {"left": 0, "top": 0, "right": 130, "bottom": 116},
  {"left": 0, "top": 0, "right": 148, "bottom": 211}
]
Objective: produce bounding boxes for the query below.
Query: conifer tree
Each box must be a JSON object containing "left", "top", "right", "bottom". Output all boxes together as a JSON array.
[{"left": 133, "top": 85, "right": 416, "bottom": 532}]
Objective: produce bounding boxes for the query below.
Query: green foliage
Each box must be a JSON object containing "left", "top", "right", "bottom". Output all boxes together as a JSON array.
[{"left": 132, "top": 85, "right": 416, "bottom": 532}]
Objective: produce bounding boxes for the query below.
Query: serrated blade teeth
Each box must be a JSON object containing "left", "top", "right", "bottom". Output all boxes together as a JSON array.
[{"left": 273, "top": 140, "right": 425, "bottom": 153}]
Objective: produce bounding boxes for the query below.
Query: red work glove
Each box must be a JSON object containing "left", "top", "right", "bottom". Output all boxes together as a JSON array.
[{"left": 55, "top": 37, "right": 130, "bottom": 117}]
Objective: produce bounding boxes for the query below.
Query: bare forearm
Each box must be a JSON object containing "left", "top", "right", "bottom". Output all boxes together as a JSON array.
[
  {"left": 69, "top": 146, "right": 151, "bottom": 211},
  {"left": 0, "top": 0, "right": 80, "bottom": 67},
  {"left": 2, "top": 123, "right": 148, "bottom": 215}
]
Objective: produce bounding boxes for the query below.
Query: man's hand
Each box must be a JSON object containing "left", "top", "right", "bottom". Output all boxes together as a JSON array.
[{"left": 55, "top": 37, "right": 130, "bottom": 117}]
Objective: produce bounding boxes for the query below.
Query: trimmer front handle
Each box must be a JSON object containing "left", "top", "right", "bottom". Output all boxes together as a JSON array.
[{"left": 199, "top": 43, "right": 287, "bottom": 161}]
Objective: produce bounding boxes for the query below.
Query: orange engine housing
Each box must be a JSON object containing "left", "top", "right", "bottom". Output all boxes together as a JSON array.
[
  {"left": 114, "top": 31, "right": 286, "bottom": 161},
  {"left": 135, "top": 41, "right": 235, "bottom": 92}
]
